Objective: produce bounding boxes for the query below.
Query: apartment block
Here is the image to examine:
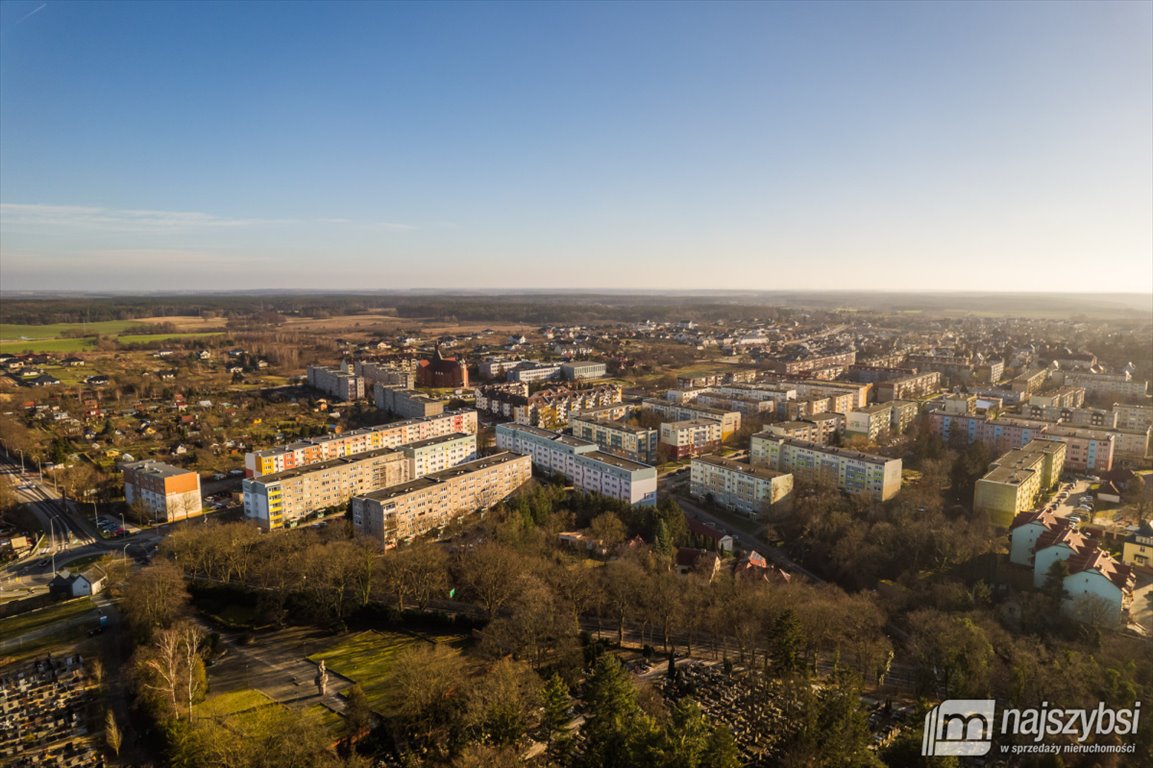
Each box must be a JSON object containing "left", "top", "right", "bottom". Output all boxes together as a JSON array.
[
  {"left": 764, "top": 414, "right": 844, "bottom": 445},
  {"left": 793, "top": 380, "right": 871, "bottom": 410},
  {"left": 749, "top": 435, "right": 902, "bottom": 502},
  {"left": 244, "top": 410, "right": 478, "bottom": 477},
  {"left": 354, "top": 359, "right": 417, "bottom": 389},
  {"left": 692, "top": 393, "right": 777, "bottom": 419},
  {"left": 927, "top": 411, "right": 1044, "bottom": 454},
  {"left": 476, "top": 383, "right": 623, "bottom": 428},
  {"left": 764, "top": 349, "right": 857, "bottom": 376},
  {"left": 1026, "top": 405, "right": 1116, "bottom": 429},
  {"left": 307, "top": 363, "right": 364, "bottom": 401},
  {"left": 846, "top": 365, "right": 919, "bottom": 384},
  {"left": 570, "top": 413, "right": 659, "bottom": 464},
  {"left": 1059, "top": 371, "right": 1149, "bottom": 402},
  {"left": 974, "top": 439, "right": 1066, "bottom": 528},
  {"left": 845, "top": 404, "right": 893, "bottom": 441},
  {"left": 123, "top": 460, "right": 203, "bottom": 523},
  {"left": 402, "top": 433, "right": 478, "bottom": 477},
  {"left": 352, "top": 453, "right": 532, "bottom": 548},
  {"left": 374, "top": 385, "right": 445, "bottom": 419},
  {"left": 243, "top": 447, "right": 410, "bottom": 530},
  {"left": 641, "top": 398, "right": 741, "bottom": 440},
  {"left": 689, "top": 455, "right": 794, "bottom": 518},
  {"left": 1029, "top": 387, "right": 1086, "bottom": 409},
  {"left": 889, "top": 400, "right": 919, "bottom": 433},
  {"left": 1011, "top": 368, "right": 1051, "bottom": 396},
  {"left": 1114, "top": 403, "right": 1153, "bottom": 432},
  {"left": 561, "top": 361, "right": 608, "bottom": 380},
  {"left": 660, "top": 419, "right": 723, "bottom": 460},
  {"left": 495, "top": 423, "right": 658, "bottom": 505},
  {"left": 1024, "top": 424, "right": 1113, "bottom": 473},
  {"left": 874, "top": 371, "right": 941, "bottom": 402}
]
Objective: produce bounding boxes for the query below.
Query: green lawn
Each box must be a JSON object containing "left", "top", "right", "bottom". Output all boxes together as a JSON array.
[
  {"left": 308, "top": 630, "right": 461, "bottom": 712},
  {"left": 0, "top": 597, "right": 95, "bottom": 636},
  {"left": 0, "top": 337, "right": 96, "bottom": 354},
  {"left": 197, "top": 688, "right": 275, "bottom": 719},
  {"left": 0, "top": 320, "right": 146, "bottom": 340}
]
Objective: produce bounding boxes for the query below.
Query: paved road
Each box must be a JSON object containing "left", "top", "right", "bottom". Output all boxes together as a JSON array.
[{"left": 202, "top": 622, "right": 351, "bottom": 712}]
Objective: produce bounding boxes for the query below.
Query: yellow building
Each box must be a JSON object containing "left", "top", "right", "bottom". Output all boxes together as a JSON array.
[{"left": 973, "top": 439, "right": 1066, "bottom": 528}]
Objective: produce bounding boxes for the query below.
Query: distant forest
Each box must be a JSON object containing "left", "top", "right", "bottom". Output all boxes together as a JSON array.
[{"left": 0, "top": 290, "right": 1149, "bottom": 326}]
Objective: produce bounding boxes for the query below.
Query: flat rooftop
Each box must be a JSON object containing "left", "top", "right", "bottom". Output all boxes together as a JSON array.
[
  {"left": 124, "top": 460, "right": 192, "bottom": 478},
  {"left": 583, "top": 450, "right": 653, "bottom": 472},
  {"left": 693, "top": 454, "right": 787, "bottom": 480},
  {"left": 356, "top": 452, "right": 526, "bottom": 501},
  {"left": 403, "top": 432, "right": 473, "bottom": 451},
  {"left": 755, "top": 435, "right": 897, "bottom": 465},
  {"left": 251, "top": 446, "right": 402, "bottom": 482}
]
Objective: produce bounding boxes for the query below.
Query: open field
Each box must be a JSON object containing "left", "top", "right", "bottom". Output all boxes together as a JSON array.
[
  {"left": 132, "top": 315, "right": 228, "bottom": 332},
  {"left": 0, "top": 320, "right": 147, "bottom": 340},
  {"left": 0, "top": 337, "right": 96, "bottom": 354}
]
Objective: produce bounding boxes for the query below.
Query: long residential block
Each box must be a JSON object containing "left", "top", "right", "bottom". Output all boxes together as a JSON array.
[
  {"left": 570, "top": 413, "right": 659, "bottom": 464},
  {"left": 495, "top": 423, "right": 657, "bottom": 505},
  {"left": 749, "top": 434, "right": 902, "bottom": 502},
  {"left": 352, "top": 453, "right": 532, "bottom": 548},
  {"left": 640, "top": 398, "right": 741, "bottom": 440},
  {"left": 244, "top": 410, "right": 478, "bottom": 477},
  {"left": 243, "top": 447, "right": 411, "bottom": 530}
]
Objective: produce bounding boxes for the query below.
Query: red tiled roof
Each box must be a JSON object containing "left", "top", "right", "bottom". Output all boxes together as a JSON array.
[
  {"left": 1010, "top": 508, "right": 1060, "bottom": 531},
  {"left": 1065, "top": 545, "right": 1136, "bottom": 593},
  {"left": 1034, "top": 522, "right": 1089, "bottom": 555}
]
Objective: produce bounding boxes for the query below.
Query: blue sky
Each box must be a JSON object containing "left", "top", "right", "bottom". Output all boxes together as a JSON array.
[{"left": 1, "top": 0, "right": 1150, "bottom": 292}]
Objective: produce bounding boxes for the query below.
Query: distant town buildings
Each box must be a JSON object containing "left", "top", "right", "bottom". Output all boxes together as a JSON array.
[
  {"left": 476, "top": 383, "right": 623, "bottom": 428},
  {"left": 374, "top": 385, "right": 445, "bottom": 419},
  {"left": 307, "top": 363, "right": 364, "bottom": 401}
]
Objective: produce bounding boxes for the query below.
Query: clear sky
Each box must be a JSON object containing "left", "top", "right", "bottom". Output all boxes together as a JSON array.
[{"left": 1, "top": 0, "right": 1150, "bottom": 293}]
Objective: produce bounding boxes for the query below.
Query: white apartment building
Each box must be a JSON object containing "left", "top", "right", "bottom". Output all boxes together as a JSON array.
[
  {"left": 689, "top": 455, "right": 794, "bottom": 519},
  {"left": 495, "top": 423, "right": 657, "bottom": 505},
  {"left": 307, "top": 364, "right": 364, "bottom": 401},
  {"left": 561, "top": 361, "right": 608, "bottom": 380},
  {"left": 659, "top": 419, "right": 723, "bottom": 460},
  {"left": 402, "top": 433, "right": 477, "bottom": 477}
]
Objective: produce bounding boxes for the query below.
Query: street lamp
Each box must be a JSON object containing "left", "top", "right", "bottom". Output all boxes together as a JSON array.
[
  {"left": 47, "top": 519, "right": 61, "bottom": 576},
  {"left": 122, "top": 543, "right": 131, "bottom": 565},
  {"left": 15, "top": 448, "right": 25, "bottom": 473}
]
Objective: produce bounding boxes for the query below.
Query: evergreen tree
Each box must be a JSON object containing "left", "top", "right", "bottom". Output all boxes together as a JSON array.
[{"left": 541, "top": 674, "right": 574, "bottom": 766}]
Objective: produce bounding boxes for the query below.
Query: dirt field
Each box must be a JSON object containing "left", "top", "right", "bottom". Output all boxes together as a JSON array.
[{"left": 133, "top": 315, "right": 229, "bottom": 332}]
